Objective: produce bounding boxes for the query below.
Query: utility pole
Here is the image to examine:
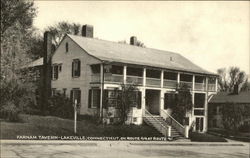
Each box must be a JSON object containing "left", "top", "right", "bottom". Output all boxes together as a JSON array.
[{"left": 74, "top": 99, "right": 77, "bottom": 134}]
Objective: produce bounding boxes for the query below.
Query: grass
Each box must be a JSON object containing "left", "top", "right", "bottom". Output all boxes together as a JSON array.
[
  {"left": 208, "top": 128, "right": 250, "bottom": 142},
  {"left": 0, "top": 114, "right": 162, "bottom": 139},
  {"left": 189, "top": 132, "right": 227, "bottom": 142}
]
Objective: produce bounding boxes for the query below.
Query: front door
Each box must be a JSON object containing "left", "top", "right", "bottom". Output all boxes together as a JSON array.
[{"left": 195, "top": 117, "right": 204, "bottom": 132}]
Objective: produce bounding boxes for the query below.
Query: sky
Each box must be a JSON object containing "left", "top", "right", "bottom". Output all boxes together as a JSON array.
[{"left": 33, "top": 1, "right": 250, "bottom": 75}]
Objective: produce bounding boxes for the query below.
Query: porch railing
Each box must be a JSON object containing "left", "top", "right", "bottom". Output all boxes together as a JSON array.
[
  {"left": 104, "top": 73, "right": 123, "bottom": 83},
  {"left": 146, "top": 77, "right": 161, "bottom": 87},
  {"left": 194, "top": 83, "right": 206, "bottom": 91},
  {"left": 143, "top": 109, "right": 171, "bottom": 137},
  {"left": 163, "top": 79, "right": 177, "bottom": 88},
  {"left": 126, "top": 75, "right": 143, "bottom": 85},
  {"left": 160, "top": 110, "right": 188, "bottom": 138},
  {"left": 208, "top": 84, "right": 216, "bottom": 91},
  {"left": 179, "top": 81, "right": 192, "bottom": 89},
  {"left": 91, "top": 73, "right": 100, "bottom": 82}
]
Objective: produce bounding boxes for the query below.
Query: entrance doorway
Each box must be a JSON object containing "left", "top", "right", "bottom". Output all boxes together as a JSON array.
[
  {"left": 195, "top": 117, "right": 204, "bottom": 132},
  {"left": 145, "top": 89, "right": 160, "bottom": 115}
]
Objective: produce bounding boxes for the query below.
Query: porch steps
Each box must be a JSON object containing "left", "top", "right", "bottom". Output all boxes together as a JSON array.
[{"left": 143, "top": 116, "right": 184, "bottom": 139}]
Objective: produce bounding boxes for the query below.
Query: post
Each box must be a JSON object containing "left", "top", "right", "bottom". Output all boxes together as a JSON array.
[
  {"left": 74, "top": 99, "right": 77, "bottom": 134},
  {"left": 177, "top": 72, "right": 180, "bottom": 85},
  {"left": 185, "top": 126, "right": 189, "bottom": 138},
  {"left": 160, "top": 70, "right": 164, "bottom": 88},
  {"left": 123, "top": 65, "right": 127, "bottom": 84},
  {"left": 100, "top": 64, "right": 104, "bottom": 117},
  {"left": 192, "top": 75, "right": 195, "bottom": 91},
  {"left": 215, "top": 77, "right": 218, "bottom": 92},
  {"left": 143, "top": 68, "right": 146, "bottom": 86}
]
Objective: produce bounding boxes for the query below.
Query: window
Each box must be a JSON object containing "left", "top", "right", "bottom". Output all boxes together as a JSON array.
[
  {"left": 63, "top": 88, "right": 67, "bottom": 96},
  {"left": 70, "top": 89, "right": 81, "bottom": 106},
  {"left": 194, "top": 93, "right": 205, "bottom": 108},
  {"left": 194, "top": 110, "right": 204, "bottom": 116},
  {"left": 66, "top": 42, "right": 69, "bottom": 52},
  {"left": 164, "top": 93, "right": 177, "bottom": 109},
  {"left": 91, "top": 64, "right": 100, "bottom": 73},
  {"left": 72, "top": 59, "right": 81, "bottom": 77},
  {"left": 51, "top": 88, "right": 56, "bottom": 96},
  {"left": 88, "top": 89, "right": 100, "bottom": 108},
  {"left": 52, "top": 65, "right": 58, "bottom": 80}
]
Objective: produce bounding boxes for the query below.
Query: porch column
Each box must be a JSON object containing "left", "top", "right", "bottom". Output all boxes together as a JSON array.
[
  {"left": 141, "top": 88, "right": 146, "bottom": 115},
  {"left": 205, "top": 77, "right": 208, "bottom": 91},
  {"left": 177, "top": 72, "right": 180, "bottom": 85},
  {"left": 204, "top": 92, "right": 208, "bottom": 132},
  {"left": 160, "top": 70, "right": 164, "bottom": 88},
  {"left": 215, "top": 77, "right": 218, "bottom": 92},
  {"left": 143, "top": 68, "right": 146, "bottom": 87},
  {"left": 100, "top": 64, "right": 104, "bottom": 118},
  {"left": 192, "top": 75, "right": 195, "bottom": 91},
  {"left": 160, "top": 90, "right": 165, "bottom": 111},
  {"left": 123, "top": 65, "right": 127, "bottom": 84}
]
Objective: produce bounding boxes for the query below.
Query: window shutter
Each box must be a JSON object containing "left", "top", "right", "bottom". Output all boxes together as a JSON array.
[
  {"left": 164, "top": 93, "right": 168, "bottom": 109},
  {"left": 70, "top": 90, "right": 73, "bottom": 103},
  {"left": 137, "top": 91, "right": 142, "bottom": 109},
  {"left": 102, "top": 90, "right": 108, "bottom": 109},
  {"left": 88, "top": 89, "right": 92, "bottom": 108},
  {"left": 78, "top": 90, "right": 81, "bottom": 104},
  {"left": 77, "top": 60, "right": 81, "bottom": 76},
  {"left": 54, "top": 65, "right": 58, "bottom": 79},
  {"left": 72, "top": 61, "right": 74, "bottom": 77},
  {"left": 97, "top": 89, "right": 101, "bottom": 108}
]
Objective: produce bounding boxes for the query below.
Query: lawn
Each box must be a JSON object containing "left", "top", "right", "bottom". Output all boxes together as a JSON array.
[{"left": 0, "top": 114, "right": 162, "bottom": 139}]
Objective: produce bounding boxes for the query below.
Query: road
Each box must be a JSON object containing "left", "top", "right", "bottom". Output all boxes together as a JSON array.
[{"left": 1, "top": 140, "right": 249, "bottom": 158}]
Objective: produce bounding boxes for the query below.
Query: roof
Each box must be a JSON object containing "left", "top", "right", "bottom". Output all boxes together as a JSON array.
[
  {"left": 22, "top": 57, "right": 43, "bottom": 68},
  {"left": 67, "top": 34, "right": 216, "bottom": 76},
  {"left": 209, "top": 91, "right": 250, "bottom": 104}
]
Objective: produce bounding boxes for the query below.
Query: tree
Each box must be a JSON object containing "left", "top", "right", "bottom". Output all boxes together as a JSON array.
[
  {"left": 46, "top": 21, "right": 81, "bottom": 47},
  {"left": 221, "top": 103, "right": 244, "bottom": 132},
  {"left": 1, "top": 0, "right": 36, "bottom": 36},
  {"left": 0, "top": 0, "right": 38, "bottom": 120},
  {"left": 217, "top": 67, "right": 248, "bottom": 92},
  {"left": 115, "top": 84, "right": 139, "bottom": 124},
  {"left": 172, "top": 83, "right": 193, "bottom": 125}
]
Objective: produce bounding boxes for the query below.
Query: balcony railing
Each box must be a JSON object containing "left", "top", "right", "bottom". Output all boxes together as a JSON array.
[
  {"left": 194, "top": 83, "right": 206, "bottom": 91},
  {"left": 179, "top": 81, "right": 192, "bottom": 89},
  {"left": 208, "top": 84, "right": 216, "bottom": 91},
  {"left": 163, "top": 79, "right": 177, "bottom": 88},
  {"left": 126, "top": 75, "right": 143, "bottom": 85},
  {"left": 104, "top": 73, "right": 123, "bottom": 83},
  {"left": 91, "top": 73, "right": 100, "bottom": 82},
  {"left": 146, "top": 77, "right": 161, "bottom": 87}
]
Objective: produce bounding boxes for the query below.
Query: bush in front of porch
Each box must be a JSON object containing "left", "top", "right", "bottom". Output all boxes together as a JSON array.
[{"left": 189, "top": 132, "right": 227, "bottom": 142}]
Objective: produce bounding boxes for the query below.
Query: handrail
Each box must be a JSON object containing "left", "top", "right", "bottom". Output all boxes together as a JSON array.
[
  {"left": 127, "top": 75, "right": 143, "bottom": 78},
  {"left": 143, "top": 109, "right": 170, "bottom": 129},
  {"left": 161, "top": 110, "right": 184, "bottom": 129}
]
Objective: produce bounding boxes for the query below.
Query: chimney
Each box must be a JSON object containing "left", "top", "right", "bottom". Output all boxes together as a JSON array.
[
  {"left": 233, "top": 84, "right": 239, "bottom": 94},
  {"left": 130, "top": 36, "right": 137, "bottom": 45},
  {"left": 81, "top": 24, "right": 93, "bottom": 38},
  {"left": 42, "top": 31, "right": 52, "bottom": 113}
]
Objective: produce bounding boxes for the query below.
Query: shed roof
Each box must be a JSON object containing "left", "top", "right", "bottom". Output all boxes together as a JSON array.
[
  {"left": 209, "top": 91, "right": 250, "bottom": 104},
  {"left": 68, "top": 34, "right": 216, "bottom": 75}
]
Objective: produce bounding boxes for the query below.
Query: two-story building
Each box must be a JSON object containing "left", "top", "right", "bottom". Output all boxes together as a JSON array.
[{"left": 41, "top": 24, "right": 218, "bottom": 138}]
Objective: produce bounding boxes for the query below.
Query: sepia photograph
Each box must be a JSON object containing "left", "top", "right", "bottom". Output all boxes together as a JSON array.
[{"left": 0, "top": 0, "right": 250, "bottom": 157}]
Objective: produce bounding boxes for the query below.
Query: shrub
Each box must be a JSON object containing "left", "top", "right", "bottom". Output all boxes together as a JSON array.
[
  {"left": 238, "top": 124, "right": 250, "bottom": 133},
  {"left": 47, "top": 93, "right": 74, "bottom": 119},
  {"left": 0, "top": 102, "right": 20, "bottom": 122},
  {"left": 190, "top": 132, "right": 227, "bottom": 142}
]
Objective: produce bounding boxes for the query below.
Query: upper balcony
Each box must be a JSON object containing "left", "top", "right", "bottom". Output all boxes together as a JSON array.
[{"left": 90, "top": 64, "right": 217, "bottom": 92}]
